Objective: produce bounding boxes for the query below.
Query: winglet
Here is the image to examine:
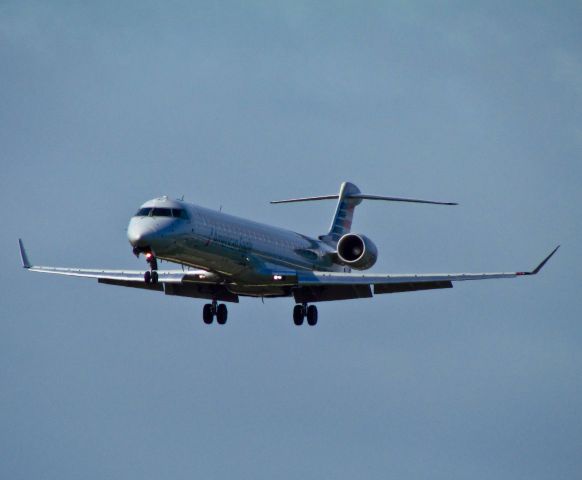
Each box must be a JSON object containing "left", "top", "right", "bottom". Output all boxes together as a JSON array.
[
  {"left": 531, "top": 245, "right": 560, "bottom": 274},
  {"left": 18, "top": 239, "right": 32, "bottom": 268},
  {"left": 517, "top": 245, "right": 560, "bottom": 276}
]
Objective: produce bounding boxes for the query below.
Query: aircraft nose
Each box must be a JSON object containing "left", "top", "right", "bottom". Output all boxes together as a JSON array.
[{"left": 127, "top": 220, "right": 157, "bottom": 247}]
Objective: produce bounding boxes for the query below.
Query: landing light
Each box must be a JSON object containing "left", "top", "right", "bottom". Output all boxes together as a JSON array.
[{"left": 273, "top": 275, "right": 284, "bottom": 281}]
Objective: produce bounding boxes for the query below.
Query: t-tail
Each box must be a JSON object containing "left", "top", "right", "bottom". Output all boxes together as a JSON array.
[{"left": 271, "top": 181, "right": 458, "bottom": 246}]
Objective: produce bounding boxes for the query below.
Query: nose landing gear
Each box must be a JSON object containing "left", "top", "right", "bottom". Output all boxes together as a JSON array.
[
  {"left": 145, "top": 252, "right": 158, "bottom": 271},
  {"left": 143, "top": 251, "right": 159, "bottom": 285},
  {"left": 202, "top": 300, "right": 228, "bottom": 325},
  {"left": 293, "top": 303, "right": 318, "bottom": 326}
]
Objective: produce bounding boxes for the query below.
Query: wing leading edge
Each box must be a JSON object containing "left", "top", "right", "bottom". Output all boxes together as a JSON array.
[
  {"left": 293, "top": 246, "right": 560, "bottom": 302},
  {"left": 18, "top": 239, "right": 238, "bottom": 301},
  {"left": 18, "top": 238, "right": 208, "bottom": 282}
]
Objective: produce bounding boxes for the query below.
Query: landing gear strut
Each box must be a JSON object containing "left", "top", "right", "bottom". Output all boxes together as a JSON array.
[
  {"left": 293, "top": 303, "right": 318, "bottom": 326},
  {"left": 143, "top": 252, "right": 159, "bottom": 285},
  {"left": 145, "top": 252, "right": 158, "bottom": 271},
  {"left": 202, "top": 300, "right": 228, "bottom": 325}
]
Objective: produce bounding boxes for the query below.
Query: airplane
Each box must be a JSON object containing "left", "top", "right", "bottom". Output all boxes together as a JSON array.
[{"left": 18, "top": 181, "right": 559, "bottom": 326}]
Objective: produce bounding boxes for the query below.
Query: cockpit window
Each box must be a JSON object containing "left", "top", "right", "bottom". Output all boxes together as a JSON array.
[
  {"left": 151, "top": 208, "right": 172, "bottom": 217},
  {"left": 171, "top": 208, "right": 189, "bottom": 219},
  {"left": 136, "top": 207, "right": 153, "bottom": 216},
  {"left": 135, "top": 207, "right": 189, "bottom": 219}
]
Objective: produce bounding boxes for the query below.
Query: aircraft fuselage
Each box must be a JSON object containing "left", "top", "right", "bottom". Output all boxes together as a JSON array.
[{"left": 127, "top": 196, "right": 342, "bottom": 296}]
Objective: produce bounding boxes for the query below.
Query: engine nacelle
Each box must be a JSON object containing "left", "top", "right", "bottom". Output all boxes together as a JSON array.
[{"left": 336, "top": 233, "right": 378, "bottom": 270}]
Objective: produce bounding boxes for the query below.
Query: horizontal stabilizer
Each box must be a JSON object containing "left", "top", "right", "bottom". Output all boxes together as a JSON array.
[
  {"left": 270, "top": 195, "right": 340, "bottom": 204},
  {"left": 350, "top": 194, "right": 457, "bottom": 206},
  {"left": 271, "top": 193, "right": 457, "bottom": 206},
  {"left": 272, "top": 182, "right": 457, "bottom": 245}
]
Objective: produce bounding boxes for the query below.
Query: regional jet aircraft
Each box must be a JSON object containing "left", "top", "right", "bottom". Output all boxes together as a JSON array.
[{"left": 19, "top": 182, "right": 559, "bottom": 326}]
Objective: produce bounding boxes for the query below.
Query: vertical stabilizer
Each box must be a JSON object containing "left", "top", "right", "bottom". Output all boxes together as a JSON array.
[{"left": 319, "top": 182, "right": 362, "bottom": 245}]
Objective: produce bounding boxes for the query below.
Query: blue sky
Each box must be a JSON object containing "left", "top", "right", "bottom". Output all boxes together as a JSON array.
[{"left": 1, "top": 2, "right": 581, "bottom": 479}]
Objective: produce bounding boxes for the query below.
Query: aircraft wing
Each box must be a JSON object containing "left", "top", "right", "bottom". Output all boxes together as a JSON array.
[
  {"left": 292, "top": 246, "right": 559, "bottom": 302},
  {"left": 17, "top": 239, "right": 241, "bottom": 301},
  {"left": 18, "top": 239, "right": 199, "bottom": 282}
]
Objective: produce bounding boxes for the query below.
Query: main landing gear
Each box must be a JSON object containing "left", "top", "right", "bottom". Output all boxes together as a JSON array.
[
  {"left": 293, "top": 303, "right": 318, "bottom": 326},
  {"left": 143, "top": 252, "right": 159, "bottom": 285},
  {"left": 202, "top": 300, "right": 228, "bottom": 325}
]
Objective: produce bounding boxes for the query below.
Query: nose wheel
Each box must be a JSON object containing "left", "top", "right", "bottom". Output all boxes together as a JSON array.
[
  {"left": 203, "top": 301, "right": 228, "bottom": 325},
  {"left": 144, "top": 270, "right": 159, "bottom": 284},
  {"left": 293, "top": 303, "right": 318, "bottom": 326}
]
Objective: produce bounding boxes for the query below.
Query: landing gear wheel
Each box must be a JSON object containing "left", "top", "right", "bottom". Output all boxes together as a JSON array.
[
  {"left": 144, "top": 270, "right": 151, "bottom": 284},
  {"left": 306, "top": 305, "right": 318, "bottom": 326},
  {"left": 216, "top": 304, "right": 228, "bottom": 325},
  {"left": 293, "top": 305, "right": 305, "bottom": 326},
  {"left": 151, "top": 270, "right": 159, "bottom": 284},
  {"left": 202, "top": 304, "right": 213, "bottom": 324}
]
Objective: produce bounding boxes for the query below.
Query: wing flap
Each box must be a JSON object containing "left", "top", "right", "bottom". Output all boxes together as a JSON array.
[
  {"left": 293, "top": 284, "right": 372, "bottom": 303},
  {"left": 165, "top": 283, "right": 239, "bottom": 303},
  {"left": 374, "top": 281, "right": 452, "bottom": 294},
  {"left": 98, "top": 278, "right": 164, "bottom": 291}
]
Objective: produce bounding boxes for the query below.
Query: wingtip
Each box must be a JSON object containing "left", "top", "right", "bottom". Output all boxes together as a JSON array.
[
  {"left": 530, "top": 245, "right": 560, "bottom": 275},
  {"left": 18, "top": 238, "right": 31, "bottom": 268}
]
